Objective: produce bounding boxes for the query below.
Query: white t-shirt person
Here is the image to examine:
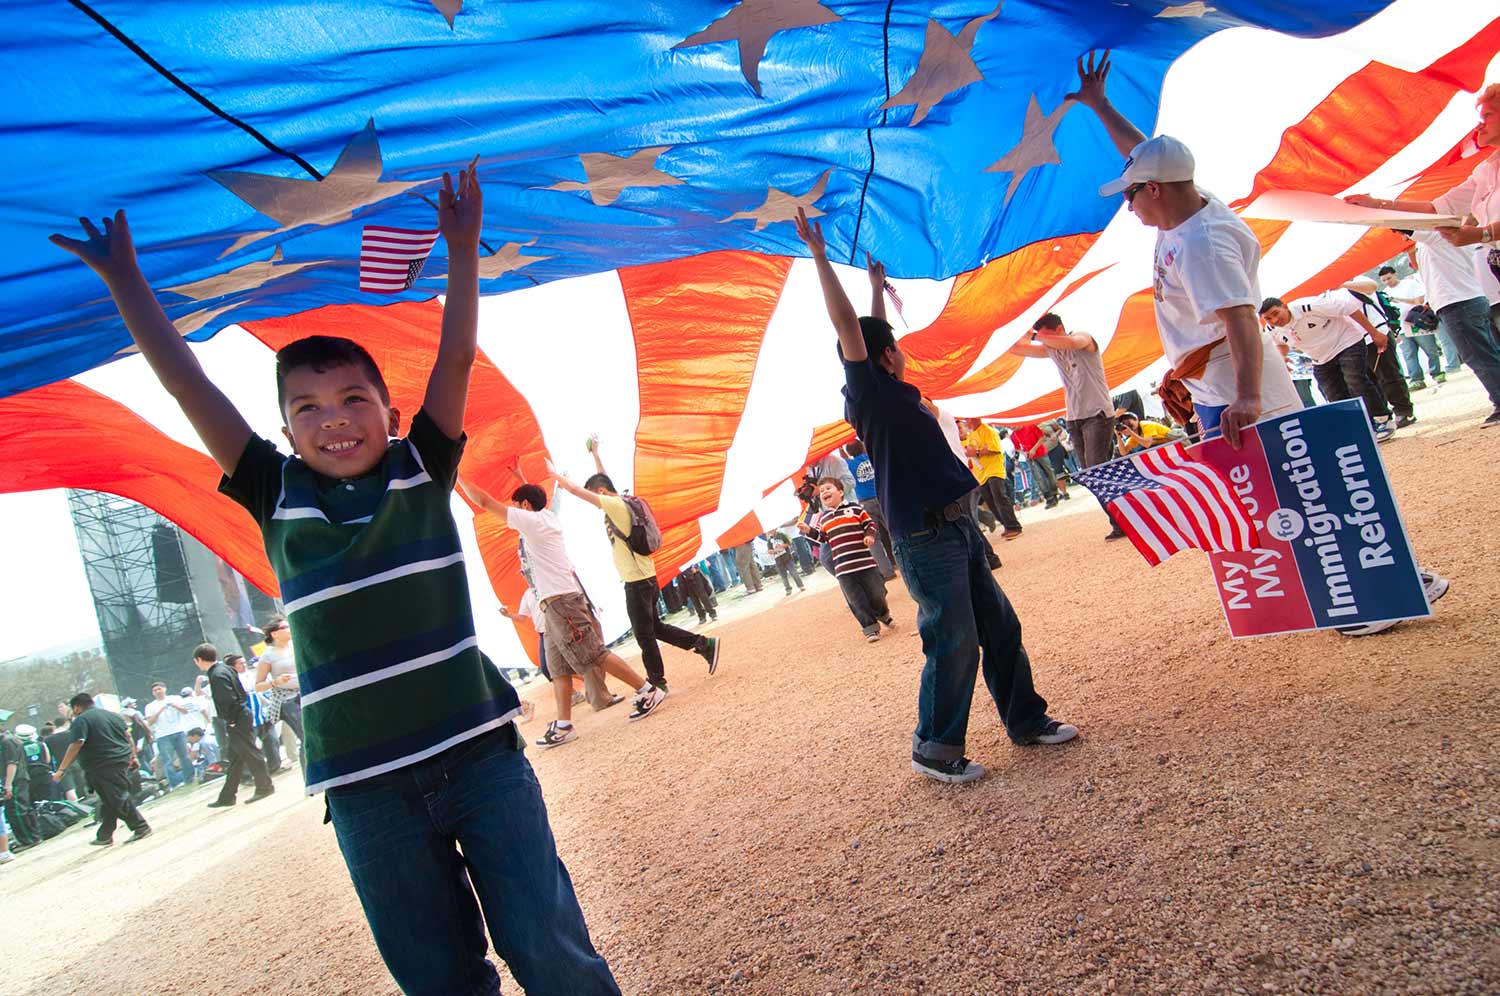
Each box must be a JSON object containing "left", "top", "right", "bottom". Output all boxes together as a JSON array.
[
  {"left": 1409, "top": 230, "right": 1485, "bottom": 313},
  {"left": 504, "top": 506, "right": 582, "bottom": 601},
  {"left": 1151, "top": 196, "right": 1300, "bottom": 416},
  {"left": 145, "top": 694, "right": 191, "bottom": 738},
  {"left": 515, "top": 587, "right": 545, "bottom": 635},
  {"left": 1270, "top": 290, "right": 1369, "bottom": 365}
]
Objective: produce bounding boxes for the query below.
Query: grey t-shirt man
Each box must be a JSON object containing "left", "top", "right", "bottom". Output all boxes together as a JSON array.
[{"left": 1046, "top": 339, "right": 1113, "bottom": 422}]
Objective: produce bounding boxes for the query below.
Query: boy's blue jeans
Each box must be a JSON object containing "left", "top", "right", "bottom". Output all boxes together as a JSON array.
[
  {"left": 893, "top": 515, "right": 1048, "bottom": 761},
  {"left": 326, "top": 726, "right": 620, "bottom": 996}
]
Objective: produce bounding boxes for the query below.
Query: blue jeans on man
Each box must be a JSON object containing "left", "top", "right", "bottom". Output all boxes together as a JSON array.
[
  {"left": 1437, "top": 296, "right": 1500, "bottom": 412},
  {"left": 326, "top": 726, "right": 619, "bottom": 996},
  {"left": 893, "top": 515, "right": 1049, "bottom": 761},
  {"left": 1399, "top": 332, "right": 1443, "bottom": 384},
  {"left": 155, "top": 731, "right": 191, "bottom": 789}
]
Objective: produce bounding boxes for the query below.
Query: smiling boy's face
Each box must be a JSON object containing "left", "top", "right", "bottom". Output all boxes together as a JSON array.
[
  {"left": 818, "top": 482, "right": 843, "bottom": 507},
  {"left": 280, "top": 363, "right": 400, "bottom": 479}
]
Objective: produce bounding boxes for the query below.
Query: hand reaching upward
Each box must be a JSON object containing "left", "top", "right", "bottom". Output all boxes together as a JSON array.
[
  {"left": 1065, "top": 50, "right": 1111, "bottom": 108},
  {"left": 794, "top": 207, "right": 826, "bottom": 258}
]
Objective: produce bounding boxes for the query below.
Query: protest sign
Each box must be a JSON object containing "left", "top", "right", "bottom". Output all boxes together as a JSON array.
[{"left": 1189, "top": 400, "right": 1428, "bottom": 637}]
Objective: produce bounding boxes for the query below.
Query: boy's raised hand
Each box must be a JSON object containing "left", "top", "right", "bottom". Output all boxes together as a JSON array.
[
  {"left": 794, "top": 207, "right": 826, "bottom": 258},
  {"left": 50, "top": 210, "right": 140, "bottom": 284},
  {"left": 866, "top": 252, "right": 886, "bottom": 289},
  {"left": 438, "top": 159, "right": 483, "bottom": 252}
]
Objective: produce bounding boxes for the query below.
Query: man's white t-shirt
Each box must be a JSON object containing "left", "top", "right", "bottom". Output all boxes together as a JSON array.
[
  {"left": 145, "top": 696, "right": 189, "bottom": 737},
  {"left": 1410, "top": 230, "right": 1484, "bottom": 312},
  {"left": 504, "top": 506, "right": 581, "bottom": 600},
  {"left": 1271, "top": 290, "right": 1368, "bottom": 365},
  {"left": 1385, "top": 274, "right": 1425, "bottom": 307},
  {"left": 516, "top": 587, "right": 545, "bottom": 635},
  {"left": 1152, "top": 196, "right": 1300, "bottom": 414}
]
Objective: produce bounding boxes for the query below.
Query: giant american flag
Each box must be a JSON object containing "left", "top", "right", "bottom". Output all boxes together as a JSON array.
[
  {"left": 1073, "top": 443, "right": 1259, "bottom": 567},
  {"left": 0, "top": 1, "right": 1493, "bottom": 670}
]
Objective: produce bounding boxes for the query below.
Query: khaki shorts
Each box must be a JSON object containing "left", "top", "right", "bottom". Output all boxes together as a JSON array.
[{"left": 542, "top": 592, "right": 608, "bottom": 676}]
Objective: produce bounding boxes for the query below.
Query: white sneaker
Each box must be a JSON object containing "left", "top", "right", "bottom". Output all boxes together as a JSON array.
[
  {"left": 0, "top": 850, "right": 14, "bottom": 864},
  {"left": 535, "top": 722, "right": 576, "bottom": 748},
  {"left": 627, "top": 686, "right": 668, "bottom": 722}
]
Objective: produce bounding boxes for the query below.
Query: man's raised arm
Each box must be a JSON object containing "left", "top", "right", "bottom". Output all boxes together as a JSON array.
[
  {"left": 1066, "top": 50, "right": 1147, "bottom": 158},
  {"left": 547, "top": 461, "right": 603, "bottom": 508},
  {"left": 794, "top": 208, "right": 866, "bottom": 362}
]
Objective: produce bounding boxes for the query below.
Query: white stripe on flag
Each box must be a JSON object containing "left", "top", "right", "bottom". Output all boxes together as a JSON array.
[{"left": 360, "top": 226, "right": 438, "bottom": 294}]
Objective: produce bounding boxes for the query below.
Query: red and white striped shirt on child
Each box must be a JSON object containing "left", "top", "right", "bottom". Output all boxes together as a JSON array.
[{"left": 807, "top": 502, "right": 879, "bottom": 577}]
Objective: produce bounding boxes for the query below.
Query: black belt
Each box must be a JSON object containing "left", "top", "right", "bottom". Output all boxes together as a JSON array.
[{"left": 921, "top": 496, "right": 969, "bottom": 530}]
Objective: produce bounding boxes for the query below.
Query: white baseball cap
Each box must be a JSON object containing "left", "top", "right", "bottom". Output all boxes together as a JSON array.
[{"left": 1098, "top": 135, "right": 1196, "bottom": 196}]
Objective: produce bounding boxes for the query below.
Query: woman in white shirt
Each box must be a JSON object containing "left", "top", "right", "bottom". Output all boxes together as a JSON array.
[
  {"left": 1347, "top": 84, "right": 1500, "bottom": 428},
  {"left": 254, "top": 617, "right": 304, "bottom": 759}
]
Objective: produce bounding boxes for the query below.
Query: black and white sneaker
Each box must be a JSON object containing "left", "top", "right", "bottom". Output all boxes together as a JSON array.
[
  {"left": 912, "top": 753, "right": 986, "bottom": 784},
  {"left": 880, "top": 616, "right": 897, "bottom": 630},
  {"left": 1013, "top": 718, "right": 1079, "bottom": 746},
  {"left": 699, "top": 637, "right": 721, "bottom": 676},
  {"left": 1482, "top": 408, "right": 1500, "bottom": 429},
  {"left": 535, "top": 722, "right": 577, "bottom": 748},
  {"left": 627, "top": 686, "right": 668, "bottom": 722}
]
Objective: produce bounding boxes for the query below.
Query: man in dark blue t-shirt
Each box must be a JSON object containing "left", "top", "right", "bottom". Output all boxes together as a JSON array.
[{"left": 795, "top": 208, "right": 1078, "bottom": 784}]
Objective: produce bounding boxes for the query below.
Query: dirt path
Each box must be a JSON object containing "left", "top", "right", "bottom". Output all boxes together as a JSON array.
[{"left": 8, "top": 375, "right": 1499, "bottom": 996}]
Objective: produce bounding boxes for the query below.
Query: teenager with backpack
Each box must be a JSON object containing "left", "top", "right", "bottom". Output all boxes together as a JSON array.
[{"left": 549, "top": 437, "right": 722, "bottom": 713}]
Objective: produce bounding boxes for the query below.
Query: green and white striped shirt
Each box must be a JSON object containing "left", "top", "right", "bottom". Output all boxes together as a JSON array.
[{"left": 221, "top": 410, "right": 521, "bottom": 794}]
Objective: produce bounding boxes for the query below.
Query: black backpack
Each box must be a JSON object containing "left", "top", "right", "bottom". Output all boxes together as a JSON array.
[
  {"left": 605, "top": 494, "right": 662, "bottom": 556},
  {"left": 1405, "top": 304, "right": 1439, "bottom": 332}
]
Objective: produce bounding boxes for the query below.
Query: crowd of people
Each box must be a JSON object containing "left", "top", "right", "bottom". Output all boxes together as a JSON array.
[
  {"left": 0, "top": 622, "right": 308, "bottom": 858},
  {"left": 12, "top": 56, "right": 1496, "bottom": 996}
]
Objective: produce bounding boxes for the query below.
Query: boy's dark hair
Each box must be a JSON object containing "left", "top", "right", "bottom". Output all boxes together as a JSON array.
[
  {"left": 1033, "top": 313, "right": 1064, "bottom": 332},
  {"left": 845, "top": 439, "right": 865, "bottom": 457},
  {"left": 224, "top": 654, "right": 244, "bottom": 667},
  {"left": 997, "top": 427, "right": 1010, "bottom": 439},
  {"left": 186, "top": 727, "right": 205, "bottom": 739},
  {"left": 151, "top": 681, "right": 166, "bottom": 691},
  {"left": 511, "top": 484, "right": 547, "bottom": 511},
  {"left": 858, "top": 316, "right": 896, "bottom": 358},
  {"left": 817, "top": 477, "right": 846, "bottom": 491},
  {"left": 69, "top": 693, "right": 93, "bottom": 709},
  {"left": 1377, "top": 265, "right": 1397, "bottom": 276},
  {"left": 583, "top": 473, "right": 616, "bottom": 494},
  {"left": 192, "top": 643, "right": 218, "bottom": 663},
  {"left": 1258, "top": 297, "right": 1285, "bottom": 316},
  {"left": 275, "top": 336, "right": 390, "bottom": 412}
]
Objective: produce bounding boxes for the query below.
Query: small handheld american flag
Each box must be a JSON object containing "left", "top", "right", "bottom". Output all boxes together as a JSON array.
[
  {"left": 882, "top": 279, "right": 906, "bottom": 326},
  {"left": 359, "top": 226, "right": 439, "bottom": 293},
  {"left": 1073, "top": 442, "right": 1259, "bottom": 566}
]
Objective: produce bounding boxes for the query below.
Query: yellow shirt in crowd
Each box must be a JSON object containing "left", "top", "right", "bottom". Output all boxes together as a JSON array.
[
  {"left": 962, "top": 423, "right": 1007, "bottom": 482},
  {"left": 1118, "top": 419, "right": 1173, "bottom": 454}
]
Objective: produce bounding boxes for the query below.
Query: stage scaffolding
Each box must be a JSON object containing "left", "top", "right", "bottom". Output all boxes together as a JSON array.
[{"left": 66, "top": 490, "right": 276, "bottom": 701}]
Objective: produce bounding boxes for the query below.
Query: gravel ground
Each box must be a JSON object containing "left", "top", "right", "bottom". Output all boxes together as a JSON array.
[{"left": 7, "top": 375, "right": 1498, "bottom": 996}]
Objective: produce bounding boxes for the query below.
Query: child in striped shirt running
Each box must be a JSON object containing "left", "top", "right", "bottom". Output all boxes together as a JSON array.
[{"left": 802, "top": 478, "right": 897, "bottom": 642}]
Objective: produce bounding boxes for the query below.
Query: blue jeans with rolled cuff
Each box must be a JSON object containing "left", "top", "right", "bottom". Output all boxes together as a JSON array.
[
  {"left": 325, "top": 725, "right": 620, "bottom": 996},
  {"left": 893, "top": 513, "right": 1049, "bottom": 762}
]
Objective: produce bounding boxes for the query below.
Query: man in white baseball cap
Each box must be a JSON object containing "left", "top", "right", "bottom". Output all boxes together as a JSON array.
[{"left": 1068, "top": 50, "right": 1300, "bottom": 447}]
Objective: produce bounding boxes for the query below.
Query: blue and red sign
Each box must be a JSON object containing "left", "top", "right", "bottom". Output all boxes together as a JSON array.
[{"left": 1189, "top": 400, "right": 1428, "bottom": 638}]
